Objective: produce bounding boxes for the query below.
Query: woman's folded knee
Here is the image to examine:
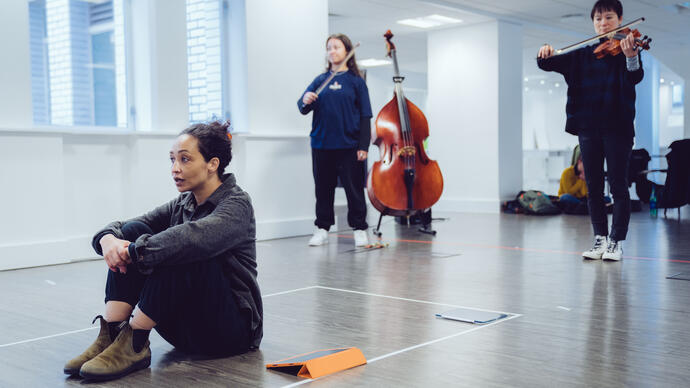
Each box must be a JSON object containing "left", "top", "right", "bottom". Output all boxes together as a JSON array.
[{"left": 121, "top": 221, "right": 153, "bottom": 242}]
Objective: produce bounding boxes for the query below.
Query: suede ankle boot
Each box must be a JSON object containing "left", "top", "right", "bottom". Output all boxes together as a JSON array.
[
  {"left": 79, "top": 323, "right": 151, "bottom": 381},
  {"left": 107, "top": 321, "right": 125, "bottom": 341},
  {"left": 63, "top": 315, "right": 113, "bottom": 375}
]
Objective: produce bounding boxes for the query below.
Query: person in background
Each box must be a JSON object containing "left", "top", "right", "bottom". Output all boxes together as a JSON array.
[
  {"left": 558, "top": 154, "right": 588, "bottom": 206},
  {"left": 298, "top": 33, "right": 373, "bottom": 247}
]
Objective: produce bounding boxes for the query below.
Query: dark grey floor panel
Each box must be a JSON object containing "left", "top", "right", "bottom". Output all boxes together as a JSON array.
[{"left": 1, "top": 211, "right": 690, "bottom": 387}]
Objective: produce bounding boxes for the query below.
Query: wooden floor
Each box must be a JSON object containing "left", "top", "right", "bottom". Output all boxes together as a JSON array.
[{"left": 2, "top": 208, "right": 690, "bottom": 387}]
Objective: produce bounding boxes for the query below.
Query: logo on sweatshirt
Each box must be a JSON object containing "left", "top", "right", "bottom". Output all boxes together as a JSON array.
[{"left": 329, "top": 81, "right": 342, "bottom": 91}]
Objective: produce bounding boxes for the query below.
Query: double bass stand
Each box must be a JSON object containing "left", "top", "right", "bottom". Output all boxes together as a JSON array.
[
  {"left": 372, "top": 208, "right": 437, "bottom": 238},
  {"left": 417, "top": 212, "right": 436, "bottom": 236}
]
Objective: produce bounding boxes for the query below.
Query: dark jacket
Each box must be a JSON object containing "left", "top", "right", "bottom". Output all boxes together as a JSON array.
[
  {"left": 92, "top": 173, "right": 263, "bottom": 348},
  {"left": 537, "top": 44, "right": 644, "bottom": 137}
]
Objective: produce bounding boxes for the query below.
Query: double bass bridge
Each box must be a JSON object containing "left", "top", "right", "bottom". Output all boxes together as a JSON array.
[{"left": 397, "top": 146, "right": 416, "bottom": 157}]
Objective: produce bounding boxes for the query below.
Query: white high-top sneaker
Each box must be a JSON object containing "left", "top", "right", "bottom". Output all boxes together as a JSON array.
[
  {"left": 308, "top": 228, "right": 329, "bottom": 246},
  {"left": 353, "top": 229, "right": 369, "bottom": 247},
  {"left": 582, "top": 235, "right": 608, "bottom": 260},
  {"left": 602, "top": 240, "right": 623, "bottom": 261}
]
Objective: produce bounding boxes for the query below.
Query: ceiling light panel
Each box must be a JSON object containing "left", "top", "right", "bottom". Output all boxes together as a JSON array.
[{"left": 397, "top": 14, "right": 462, "bottom": 29}]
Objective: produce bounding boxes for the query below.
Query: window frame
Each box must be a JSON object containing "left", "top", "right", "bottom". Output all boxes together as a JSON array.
[
  {"left": 185, "top": 0, "right": 231, "bottom": 125},
  {"left": 27, "top": 0, "right": 135, "bottom": 132}
]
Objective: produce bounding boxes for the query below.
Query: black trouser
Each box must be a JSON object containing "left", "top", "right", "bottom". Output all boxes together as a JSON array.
[
  {"left": 578, "top": 129, "right": 633, "bottom": 241},
  {"left": 311, "top": 147, "right": 368, "bottom": 231},
  {"left": 104, "top": 221, "right": 252, "bottom": 356}
]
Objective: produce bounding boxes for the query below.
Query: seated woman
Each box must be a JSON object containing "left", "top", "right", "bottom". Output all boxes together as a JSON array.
[
  {"left": 558, "top": 155, "right": 588, "bottom": 205},
  {"left": 64, "top": 121, "right": 263, "bottom": 381}
]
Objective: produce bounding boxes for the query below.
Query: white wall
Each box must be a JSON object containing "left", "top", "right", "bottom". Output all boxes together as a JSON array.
[
  {"left": 0, "top": 130, "right": 178, "bottom": 270},
  {"left": 522, "top": 89, "right": 570, "bottom": 149},
  {"left": 232, "top": 134, "right": 315, "bottom": 236},
  {"left": 427, "top": 20, "right": 522, "bottom": 213},
  {"left": 0, "top": 0, "right": 327, "bottom": 271},
  {"left": 243, "top": 0, "right": 327, "bottom": 134},
  {"left": 521, "top": 79, "right": 573, "bottom": 194},
  {"left": 497, "top": 21, "right": 524, "bottom": 200},
  {"left": 233, "top": 0, "right": 328, "bottom": 236}
]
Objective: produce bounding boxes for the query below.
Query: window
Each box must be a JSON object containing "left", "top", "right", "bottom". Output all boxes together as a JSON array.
[
  {"left": 28, "top": 0, "right": 128, "bottom": 127},
  {"left": 186, "top": 0, "right": 227, "bottom": 123},
  {"left": 672, "top": 84, "right": 684, "bottom": 109}
]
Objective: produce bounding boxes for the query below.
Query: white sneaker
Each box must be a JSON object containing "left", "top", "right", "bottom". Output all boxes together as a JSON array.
[
  {"left": 602, "top": 240, "right": 623, "bottom": 261},
  {"left": 353, "top": 229, "right": 369, "bottom": 247},
  {"left": 308, "top": 228, "right": 329, "bottom": 246},
  {"left": 582, "top": 235, "right": 607, "bottom": 260}
]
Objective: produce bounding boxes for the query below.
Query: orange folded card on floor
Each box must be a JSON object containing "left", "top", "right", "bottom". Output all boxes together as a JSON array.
[{"left": 266, "top": 347, "right": 366, "bottom": 379}]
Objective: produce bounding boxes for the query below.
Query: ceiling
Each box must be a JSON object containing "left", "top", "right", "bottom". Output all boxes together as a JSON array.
[{"left": 329, "top": 0, "right": 690, "bottom": 85}]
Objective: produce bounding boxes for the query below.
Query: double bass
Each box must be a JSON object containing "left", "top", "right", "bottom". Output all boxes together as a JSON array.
[{"left": 367, "top": 30, "right": 444, "bottom": 236}]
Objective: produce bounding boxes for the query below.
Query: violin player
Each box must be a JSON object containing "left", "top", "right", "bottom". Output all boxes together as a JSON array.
[{"left": 537, "top": 0, "right": 644, "bottom": 261}]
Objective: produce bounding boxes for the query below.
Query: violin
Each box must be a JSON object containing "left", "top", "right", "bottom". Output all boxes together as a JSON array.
[
  {"left": 546, "top": 17, "right": 651, "bottom": 58},
  {"left": 367, "top": 30, "right": 444, "bottom": 234},
  {"left": 593, "top": 28, "right": 651, "bottom": 59}
]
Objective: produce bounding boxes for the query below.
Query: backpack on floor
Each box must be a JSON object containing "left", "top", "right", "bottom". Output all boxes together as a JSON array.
[{"left": 517, "top": 190, "right": 561, "bottom": 215}]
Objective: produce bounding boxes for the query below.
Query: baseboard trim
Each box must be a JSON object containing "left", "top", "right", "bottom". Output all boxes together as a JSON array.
[
  {"left": 0, "top": 236, "right": 95, "bottom": 271},
  {"left": 433, "top": 197, "right": 501, "bottom": 214},
  {"left": 256, "top": 217, "right": 314, "bottom": 240}
]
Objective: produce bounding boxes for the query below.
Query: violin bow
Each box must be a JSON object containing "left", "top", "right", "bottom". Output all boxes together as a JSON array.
[{"left": 550, "top": 17, "right": 645, "bottom": 56}]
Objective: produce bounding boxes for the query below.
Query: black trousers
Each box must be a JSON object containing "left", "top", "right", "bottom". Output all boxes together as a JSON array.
[
  {"left": 104, "top": 221, "right": 252, "bottom": 356},
  {"left": 578, "top": 129, "right": 633, "bottom": 241},
  {"left": 311, "top": 148, "right": 368, "bottom": 231}
]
